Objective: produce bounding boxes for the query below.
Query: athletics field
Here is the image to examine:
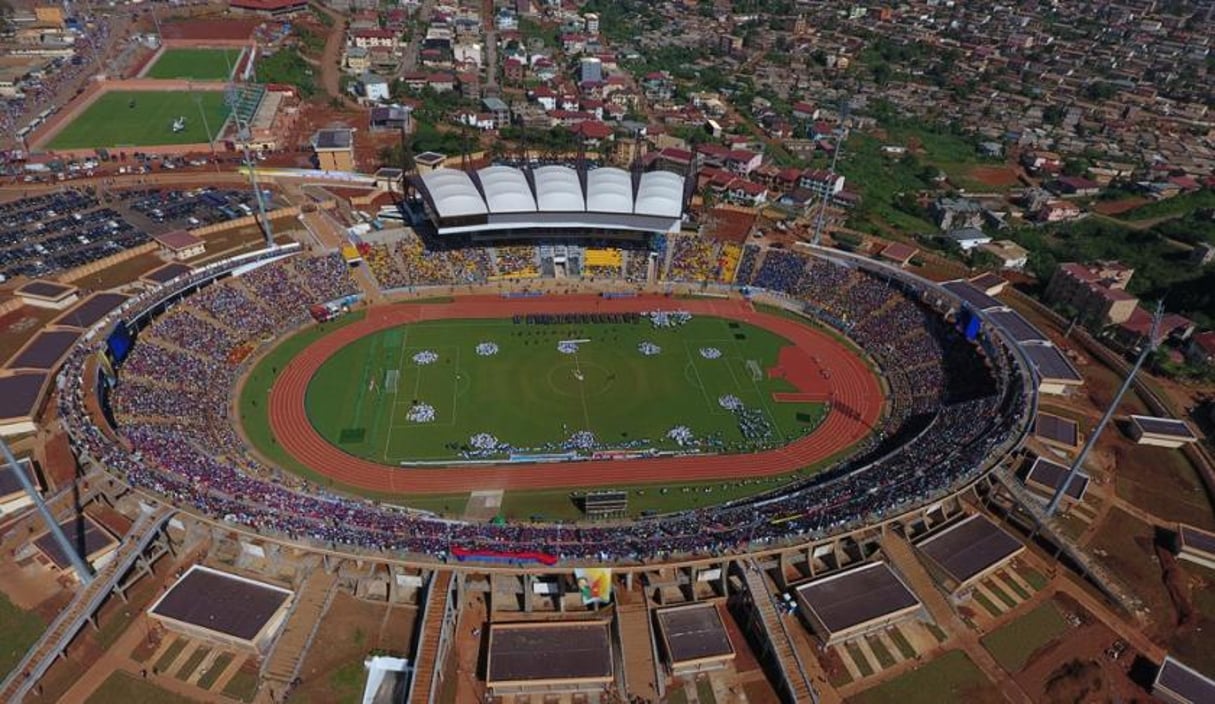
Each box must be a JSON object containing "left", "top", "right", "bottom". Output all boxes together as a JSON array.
[{"left": 305, "top": 315, "right": 827, "bottom": 465}]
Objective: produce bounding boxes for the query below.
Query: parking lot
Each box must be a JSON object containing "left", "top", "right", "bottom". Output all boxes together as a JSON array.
[
  {"left": 115, "top": 186, "right": 279, "bottom": 231},
  {"left": 0, "top": 188, "right": 150, "bottom": 281}
]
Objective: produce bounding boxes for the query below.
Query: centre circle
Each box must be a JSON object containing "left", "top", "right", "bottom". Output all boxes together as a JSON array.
[{"left": 544, "top": 360, "right": 616, "bottom": 398}]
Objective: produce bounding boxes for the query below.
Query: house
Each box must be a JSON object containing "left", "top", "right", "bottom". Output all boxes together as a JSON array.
[
  {"left": 426, "top": 72, "right": 455, "bottom": 93},
  {"left": 1186, "top": 331, "right": 1215, "bottom": 368},
  {"left": 791, "top": 101, "right": 819, "bottom": 121},
  {"left": 798, "top": 169, "right": 845, "bottom": 198},
  {"left": 456, "top": 71, "right": 479, "bottom": 99},
  {"left": 369, "top": 105, "right": 411, "bottom": 132},
  {"left": 1050, "top": 176, "right": 1101, "bottom": 197},
  {"left": 530, "top": 85, "right": 556, "bottom": 111},
  {"left": 570, "top": 120, "right": 613, "bottom": 144},
  {"left": 976, "top": 240, "right": 1030, "bottom": 270},
  {"left": 724, "top": 150, "right": 762, "bottom": 176},
  {"left": 978, "top": 141, "right": 1004, "bottom": 157},
  {"left": 359, "top": 73, "right": 390, "bottom": 102},
  {"left": 313, "top": 128, "right": 355, "bottom": 172},
  {"left": 945, "top": 227, "right": 992, "bottom": 252},
  {"left": 504, "top": 57, "right": 524, "bottom": 83},
  {"left": 1111, "top": 308, "right": 1194, "bottom": 352},
  {"left": 879, "top": 242, "right": 919, "bottom": 267},
  {"left": 727, "top": 179, "right": 768, "bottom": 207},
  {"left": 344, "top": 46, "right": 370, "bottom": 73},
  {"left": 930, "top": 197, "right": 984, "bottom": 231},
  {"left": 1045, "top": 262, "right": 1139, "bottom": 326},
  {"left": 495, "top": 8, "right": 518, "bottom": 30},
  {"left": 1021, "top": 150, "right": 1063, "bottom": 175},
  {"left": 153, "top": 230, "right": 205, "bottom": 260},
  {"left": 641, "top": 72, "right": 674, "bottom": 102},
  {"left": 1032, "top": 200, "right": 1082, "bottom": 223},
  {"left": 351, "top": 29, "right": 397, "bottom": 50},
  {"left": 482, "top": 97, "right": 510, "bottom": 126}
]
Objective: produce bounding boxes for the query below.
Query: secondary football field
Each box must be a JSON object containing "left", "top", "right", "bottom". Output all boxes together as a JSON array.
[
  {"left": 47, "top": 91, "right": 230, "bottom": 149},
  {"left": 306, "top": 316, "right": 827, "bottom": 464},
  {"left": 145, "top": 48, "right": 242, "bottom": 80}
]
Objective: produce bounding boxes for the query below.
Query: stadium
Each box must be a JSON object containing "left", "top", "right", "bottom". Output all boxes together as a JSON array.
[{"left": 4, "top": 162, "right": 1055, "bottom": 703}]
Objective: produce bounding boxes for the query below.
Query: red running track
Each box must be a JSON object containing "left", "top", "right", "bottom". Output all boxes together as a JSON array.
[{"left": 266, "top": 295, "right": 883, "bottom": 494}]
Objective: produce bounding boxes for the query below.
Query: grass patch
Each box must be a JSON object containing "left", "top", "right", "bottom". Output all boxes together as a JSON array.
[
  {"left": 153, "top": 637, "right": 187, "bottom": 675},
  {"left": 0, "top": 592, "right": 46, "bottom": 680},
  {"left": 176, "top": 646, "right": 210, "bottom": 680},
  {"left": 696, "top": 677, "right": 717, "bottom": 704},
  {"left": 888, "top": 627, "right": 916, "bottom": 659},
  {"left": 971, "top": 590, "right": 1002, "bottom": 618},
  {"left": 926, "top": 622, "right": 948, "bottom": 643},
  {"left": 846, "top": 641, "right": 875, "bottom": 677},
  {"left": 851, "top": 650, "right": 997, "bottom": 704},
  {"left": 146, "top": 48, "right": 240, "bottom": 80},
  {"left": 980, "top": 600, "right": 1068, "bottom": 673},
  {"left": 85, "top": 671, "right": 200, "bottom": 704},
  {"left": 328, "top": 660, "right": 366, "bottom": 703},
  {"left": 196, "top": 652, "right": 232, "bottom": 690},
  {"left": 222, "top": 667, "right": 259, "bottom": 702},
  {"left": 984, "top": 579, "right": 1018, "bottom": 609},
  {"left": 49, "top": 91, "right": 229, "bottom": 149},
  {"left": 1118, "top": 189, "right": 1215, "bottom": 223},
  {"left": 997, "top": 572, "right": 1032, "bottom": 601},
  {"left": 1020, "top": 567, "right": 1048, "bottom": 592},
  {"left": 867, "top": 635, "right": 897, "bottom": 668},
  {"left": 406, "top": 296, "right": 456, "bottom": 304}
]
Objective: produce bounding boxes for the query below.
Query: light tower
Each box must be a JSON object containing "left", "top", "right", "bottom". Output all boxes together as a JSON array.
[
  {"left": 1, "top": 439, "right": 93, "bottom": 584},
  {"left": 811, "top": 98, "right": 850, "bottom": 246},
  {"left": 1045, "top": 303, "right": 1164, "bottom": 516},
  {"left": 223, "top": 81, "right": 273, "bottom": 248}
]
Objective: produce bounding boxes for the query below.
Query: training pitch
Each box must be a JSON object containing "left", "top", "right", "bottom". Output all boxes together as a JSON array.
[
  {"left": 47, "top": 91, "right": 230, "bottom": 149},
  {"left": 145, "top": 48, "right": 242, "bottom": 80},
  {"left": 305, "top": 316, "right": 827, "bottom": 465}
]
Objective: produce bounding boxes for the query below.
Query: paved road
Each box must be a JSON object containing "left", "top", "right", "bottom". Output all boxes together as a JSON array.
[{"left": 400, "top": 0, "right": 438, "bottom": 75}]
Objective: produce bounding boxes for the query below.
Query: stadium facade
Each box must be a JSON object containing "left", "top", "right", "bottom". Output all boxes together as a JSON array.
[{"left": 408, "top": 164, "right": 686, "bottom": 240}]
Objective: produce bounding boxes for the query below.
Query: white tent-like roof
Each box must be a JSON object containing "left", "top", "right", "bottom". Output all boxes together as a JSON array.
[
  {"left": 533, "top": 165, "right": 585, "bottom": 212},
  {"left": 477, "top": 165, "right": 537, "bottom": 213},
  {"left": 634, "top": 171, "right": 684, "bottom": 218},
  {"left": 585, "top": 167, "right": 634, "bottom": 214},
  {"left": 420, "top": 169, "right": 489, "bottom": 218}
]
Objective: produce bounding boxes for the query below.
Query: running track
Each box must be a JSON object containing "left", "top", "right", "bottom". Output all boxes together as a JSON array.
[{"left": 267, "top": 295, "right": 883, "bottom": 494}]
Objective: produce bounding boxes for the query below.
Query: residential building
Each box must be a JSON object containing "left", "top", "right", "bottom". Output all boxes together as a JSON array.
[
  {"left": 976, "top": 240, "right": 1029, "bottom": 270},
  {"left": 930, "top": 197, "right": 985, "bottom": 231},
  {"left": 945, "top": 227, "right": 992, "bottom": 252},
  {"left": 359, "top": 73, "right": 390, "bottom": 102},
  {"left": 313, "top": 128, "right": 355, "bottom": 172},
  {"left": 1045, "top": 262, "right": 1139, "bottom": 325},
  {"left": 798, "top": 169, "right": 845, "bottom": 198}
]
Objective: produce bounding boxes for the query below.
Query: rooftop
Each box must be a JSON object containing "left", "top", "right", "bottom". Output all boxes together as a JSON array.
[
  {"left": 917, "top": 514, "right": 1024, "bottom": 587},
  {"left": 655, "top": 603, "right": 735, "bottom": 665},
  {"left": 794, "top": 561, "right": 922, "bottom": 635},
  {"left": 487, "top": 621, "right": 613, "bottom": 685},
  {"left": 150, "top": 565, "right": 293, "bottom": 641}
]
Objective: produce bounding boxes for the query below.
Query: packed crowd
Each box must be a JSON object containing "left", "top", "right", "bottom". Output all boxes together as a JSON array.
[
  {"left": 664, "top": 234, "right": 731, "bottom": 283},
  {"left": 57, "top": 247, "right": 1031, "bottom": 564},
  {"left": 494, "top": 246, "right": 540, "bottom": 278}
]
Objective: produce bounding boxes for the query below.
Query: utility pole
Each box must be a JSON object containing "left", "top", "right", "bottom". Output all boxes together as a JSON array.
[
  {"left": 1046, "top": 303, "right": 1164, "bottom": 516},
  {"left": 1, "top": 440, "right": 94, "bottom": 585}
]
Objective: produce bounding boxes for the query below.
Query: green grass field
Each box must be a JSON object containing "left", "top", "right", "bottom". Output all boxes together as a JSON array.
[
  {"left": 48, "top": 91, "right": 230, "bottom": 149},
  {"left": 85, "top": 672, "right": 199, "bottom": 704},
  {"left": 0, "top": 592, "right": 45, "bottom": 680},
  {"left": 980, "top": 600, "right": 1069, "bottom": 673},
  {"left": 852, "top": 650, "right": 998, "bottom": 704},
  {"left": 145, "top": 48, "right": 241, "bottom": 80},
  {"left": 306, "top": 316, "right": 826, "bottom": 464}
]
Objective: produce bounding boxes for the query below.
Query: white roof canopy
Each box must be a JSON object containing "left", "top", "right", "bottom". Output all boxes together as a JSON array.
[
  {"left": 533, "top": 165, "right": 585, "bottom": 212},
  {"left": 477, "top": 165, "right": 537, "bottom": 213},
  {"left": 634, "top": 171, "right": 684, "bottom": 217},
  {"left": 420, "top": 169, "right": 489, "bottom": 218},
  {"left": 585, "top": 167, "right": 634, "bottom": 214}
]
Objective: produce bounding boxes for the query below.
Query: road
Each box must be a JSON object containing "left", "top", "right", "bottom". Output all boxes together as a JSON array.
[{"left": 400, "top": 0, "right": 439, "bottom": 75}]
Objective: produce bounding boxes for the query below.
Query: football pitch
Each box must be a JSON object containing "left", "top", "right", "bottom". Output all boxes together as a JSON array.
[
  {"left": 47, "top": 91, "right": 230, "bottom": 149},
  {"left": 145, "top": 48, "right": 242, "bottom": 80},
  {"left": 306, "top": 316, "right": 827, "bottom": 465}
]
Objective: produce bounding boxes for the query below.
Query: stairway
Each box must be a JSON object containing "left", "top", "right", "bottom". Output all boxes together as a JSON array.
[
  {"left": 617, "top": 602, "right": 657, "bottom": 698},
  {"left": 262, "top": 569, "right": 339, "bottom": 687},
  {"left": 407, "top": 570, "right": 453, "bottom": 704},
  {"left": 741, "top": 563, "right": 817, "bottom": 704},
  {"left": 0, "top": 505, "right": 175, "bottom": 703}
]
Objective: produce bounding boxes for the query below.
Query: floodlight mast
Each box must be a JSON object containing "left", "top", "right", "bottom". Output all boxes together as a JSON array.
[
  {"left": 811, "top": 98, "right": 849, "bottom": 246},
  {"left": 1045, "top": 303, "right": 1164, "bottom": 516},
  {"left": 0, "top": 439, "right": 94, "bottom": 585},
  {"left": 224, "top": 71, "right": 273, "bottom": 248}
]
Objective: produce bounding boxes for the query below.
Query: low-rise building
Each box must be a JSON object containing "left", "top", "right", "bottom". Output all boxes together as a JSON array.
[
  {"left": 1045, "top": 261, "right": 1139, "bottom": 325},
  {"left": 976, "top": 240, "right": 1029, "bottom": 269}
]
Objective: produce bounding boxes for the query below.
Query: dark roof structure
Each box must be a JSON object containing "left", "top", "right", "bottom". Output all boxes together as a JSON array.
[
  {"left": 916, "top": 514, "right": 1024, "bottom": 588},
  {"left": 0, "top": 457, "right": 36, "bottom": 498},
  {"left": 52, "top": 292, "right": 129, "bottom": 330},
  {"left": 1021, "top": 343, "right": 1083, "bottom": 382},
  {"left": 1129, "top": 415, "right": 1198, "bottom": 440},
  {"left": 1153, "top": 656, "right": 1215, "bottom": 704},
  {"left": 1025, "top": 456, "right": 1089, "bottom": 501},
  {"left": 654, "top": 603, "right": 734, "bottom": 665},
  {"left": 6, "top": 329, "right": 80, "bottom": 370},
  {"left": 794, "top": 562, "right": 921, "bottom": 636},
  {"left": 987, "top": 309, "right": 1048, "bottom": 344},
  {"left": 142, "top": 263, "right": 194, "bottom": 285},
  {"left": 153, "top": 229, "right": 204, "bottom": 251},
  {"left": 315, "top": 128, "right": 353, "bottom": 150},
  {"left": 1034, "top": 412, "right": 1080, "bottom": 447},
  {"left": 942, "top": 280, "right": 1004, "bottom": 311},
  {"left": 16, "top": 280, "right": 75, "bottom": 300},
  {"left": 487, "top": 621, "right": 613, "bottom": 685},
  {"left": 1178, "top": 524, "right": 1215, "bottom": 556},
  {"left": 0, "top": 373, "right": 48, "bottom": 420},
  {"left": 150, "top": 566, "right": 292, "bottom": 641},
  {"left": 33, "top": 514, "right": 116, "bottom": 570}
]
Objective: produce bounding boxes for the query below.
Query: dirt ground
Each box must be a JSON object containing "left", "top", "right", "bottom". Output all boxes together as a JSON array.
[
  {"left": 1092, "top": 197, "right": 1149, "bottom": 216},
  {"left": 964, "top": 165, "right": 1020, "bottom": 188},
  {"left": 0, "top": 305, "right": 61, "bottom": 362}
]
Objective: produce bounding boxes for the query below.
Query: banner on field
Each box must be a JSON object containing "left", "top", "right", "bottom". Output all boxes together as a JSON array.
[{"left": 574, "top": 568, "right": 613, "bottom": 605}]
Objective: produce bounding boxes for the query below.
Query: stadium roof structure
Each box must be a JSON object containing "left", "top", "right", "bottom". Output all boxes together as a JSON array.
[
  {"left": 486, "top": 621, "right": 614, "bottom": 695},
  {"left": 51, "top": 292, "right": 130, "bottom": 330},
  {"left": 1034, "top": 411, "right": 1081, "bottom": 450},
  {"left": 0, "top": 372, "right": 49, "bottom": 436},
  {"left": 915, "top": 514, "right": 1024, "bottom": 592},
  {"left": 1177, "top": 524, "right": 1215, "bottom": 571},
  {"left": 149, "top": 565, "right": 294, "bottom": 651},
  {"left": 986, "top": 309, "right": 1049, "bottom": 345},
  {"left": 793, "top": 562, "right": 923, "bottom": 645},
  {"left": 33, "top": 514, "right": 117, "bottom": 571},
  {"left": 1024, "top": 456, "right": 1089, "bottom": 503},
  {"left": 142, "top": 262, "right": 194, "bottom": 285},
  {"left": 1020, "top": 342, "right": 1084, "bottom": 391},
  {"left": 1153, "top": 655, "right": 1215, "bottom": 704},
  {"left": 1128, "top": 414, "right": 1199, "bottom": 448},
  {"left": 411, "top": 165, "right": 685, "bottom": 237},
  {"left": 942, "top": 280, "right": 1005, "bottom": 312},
  {"left": 6, "top": 328, "right": 80, "bottom": 371},
  {"left": 654, "top": 603, "right": 736, "bottom": 674}
]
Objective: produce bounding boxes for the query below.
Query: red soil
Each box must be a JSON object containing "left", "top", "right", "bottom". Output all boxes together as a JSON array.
[{"left": 267, "top": 295, "right": 883, "bottom": 494}]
